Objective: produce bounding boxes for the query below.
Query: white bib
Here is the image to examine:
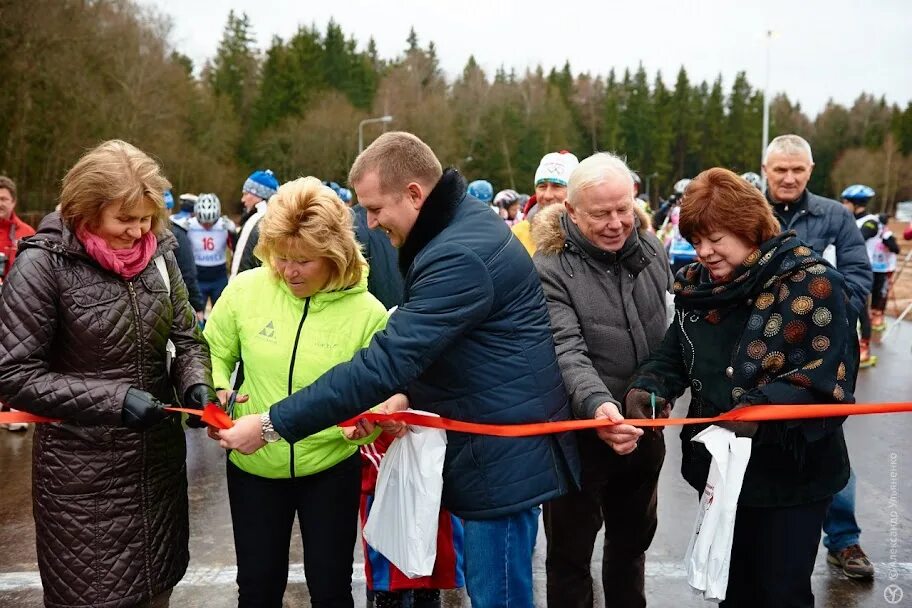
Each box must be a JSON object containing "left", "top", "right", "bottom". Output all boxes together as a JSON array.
[{"left": 187, "top": 218, "right": 230, "bottom": 267}]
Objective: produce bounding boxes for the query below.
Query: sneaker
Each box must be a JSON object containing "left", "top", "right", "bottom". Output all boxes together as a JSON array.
[
  {"left": 827, "top": 544, "right": 875, "bottom": 579},
  {"left": 871, "top": 310, "right": 886, "bottom": 331}
]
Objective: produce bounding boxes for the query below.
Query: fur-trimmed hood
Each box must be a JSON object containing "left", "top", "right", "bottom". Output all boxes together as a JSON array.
[{"left": 531, "top": 201, "right": 653, "bottom": 255}]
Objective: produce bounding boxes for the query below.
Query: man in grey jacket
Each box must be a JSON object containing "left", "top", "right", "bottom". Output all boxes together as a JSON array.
[{"left": 532, "top": 152, "right": 673, "bottom": 608}]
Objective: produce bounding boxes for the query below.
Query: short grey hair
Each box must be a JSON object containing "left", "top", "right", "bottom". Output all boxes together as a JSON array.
[
  {"left": 764, "top": 134, "right": 814, "bottom": 164},
  {"left": 567, "top": 152, "right": 634, "bottom": 206}
]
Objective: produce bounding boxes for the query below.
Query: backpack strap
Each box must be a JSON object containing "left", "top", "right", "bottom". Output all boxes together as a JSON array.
[{"left": 154, "top": 256, "right": 170, "bottom": 295}]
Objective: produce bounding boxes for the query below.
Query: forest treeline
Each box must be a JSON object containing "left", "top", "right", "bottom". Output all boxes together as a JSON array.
[{"left": 3, "top": 0, "right": 912, "bottom": 214}]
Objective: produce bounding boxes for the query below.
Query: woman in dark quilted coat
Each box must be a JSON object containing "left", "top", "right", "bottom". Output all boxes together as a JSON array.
[
  {"left": 601, "top": 168, "right": 856, "bottom": 608},
  {"left": 0, "top": 140, "right": 213, "bottom": 608}
]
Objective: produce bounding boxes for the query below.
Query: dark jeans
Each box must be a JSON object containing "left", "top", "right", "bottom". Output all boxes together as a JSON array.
[
  {"left": 543, "top": 433, "right": 664, "bottom": 608},
  {"left": 226, "top": 455, "right": 361, "bottom": 608},
  {"left": 463, "top": 507, "right": 541, "bottom": 608},
  {"left": 198, "top": 273, "right": 228, "bottom": 308},
  {"left": 823, "top": 468, "right": 861, "bottom": 552},
  {"left": 721, "top": 498, "right": 831, "bottom": 608}
]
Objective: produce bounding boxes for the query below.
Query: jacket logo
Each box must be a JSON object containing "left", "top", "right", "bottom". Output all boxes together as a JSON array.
[{"left": 258, "top": 321, "right": 276, "bottom": 341}]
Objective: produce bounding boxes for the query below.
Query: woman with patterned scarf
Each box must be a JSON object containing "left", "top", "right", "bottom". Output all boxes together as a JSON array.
[{"left": 600, "top": 168, "right": 856, "bottom": 608}]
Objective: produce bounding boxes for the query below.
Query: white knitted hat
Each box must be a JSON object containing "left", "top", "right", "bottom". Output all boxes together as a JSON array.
[{"left": 534, "top": 151, "right": 580, "bottom": 187}]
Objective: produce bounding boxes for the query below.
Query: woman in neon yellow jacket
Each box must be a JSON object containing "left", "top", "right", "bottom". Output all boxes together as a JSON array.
[{"left": 204, "top": 177, "right": 387, "bottom": 607}]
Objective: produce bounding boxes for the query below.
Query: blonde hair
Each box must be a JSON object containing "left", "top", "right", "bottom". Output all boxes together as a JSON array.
[
  {"left": 255, "top": 177, "right": 366, "bottom": 292},
  {"left": 59, "top": 140, "right": 170, "bottom": 233},
  {"left": 348, "top": 131, "right": 442, "bottom": 193}
]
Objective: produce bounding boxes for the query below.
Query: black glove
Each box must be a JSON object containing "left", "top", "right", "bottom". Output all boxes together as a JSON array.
[
  {"left": 183, "top": 384, "right": 217, "bottom": 429},
  {"left": 624, "top": 389, "right": 670, "bottom": 420},
  {"left": 716, "top": 403, "right": 759, "bottom": 438},
  {"left": 122, "top": 388, "right": 168, "bottom": 430}
]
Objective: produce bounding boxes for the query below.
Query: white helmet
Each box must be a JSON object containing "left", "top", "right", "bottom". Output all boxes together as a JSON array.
[
  {"left": 194, "top": 193, "right": 221, "bottom": 224},
  {"left": 673, "top": 178, "right": 692, "bottom": 196},
  {"left": 741, "top": 172, "right": 762, "bottom": 189},
  {"left": 494, "top": 189, "right": 521, "bottom": 207}
]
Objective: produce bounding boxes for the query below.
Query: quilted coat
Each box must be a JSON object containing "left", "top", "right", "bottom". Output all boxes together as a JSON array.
[{"left": 0, "top": 213, "right": 211, "bottom": 608}]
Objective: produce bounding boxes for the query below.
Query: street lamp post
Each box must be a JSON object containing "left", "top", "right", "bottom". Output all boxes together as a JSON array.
[
  {"left": 358, "top": 115, "right": 394, "bottom": 153},
  {"left": 644, "top": 172, "right": 659, "bottom": 202},
  {"left": 761, "top": 30, "right": 773, "bottom": 191}
]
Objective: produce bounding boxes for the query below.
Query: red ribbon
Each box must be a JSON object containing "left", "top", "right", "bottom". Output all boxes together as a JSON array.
[
  {"left": 0, "top": 404, "right": 234, "bottom": 429},
  {"left": 339, "top": 401, "right": 912, "bottom": 437},
  {"left": 3, "top": 402, "right": 911, "bottom": 437}
]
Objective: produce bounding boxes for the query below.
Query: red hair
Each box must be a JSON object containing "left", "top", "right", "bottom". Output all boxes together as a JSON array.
[{"left": 679, "top": 168, "right": 780, "bottom": 246}]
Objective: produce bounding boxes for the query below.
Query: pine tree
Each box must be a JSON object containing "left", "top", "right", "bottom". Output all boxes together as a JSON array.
[
  {"left": 769, "top": 94, "right": 814, "bottom": 139},
  {"left": 698, "top": 77, "right": 726, "bottom": 172},
  {"left": 207, "top": 11, "right": 259, "bottom": 122},
  {"left": 895, "top": 102, "right": 912, "bottom": 155},
  {"left": 406, "top": 27, "right": 419, "bottom": 53},
  {"left": 619, "top": 64, "right": 652, "bottom": 174},
  {"left": 725, "top": 71, "right": 758, "bottom": 172},
  {"left": 669, "top": 67, "right": 699, "bottom": 179},
  {"left": 601, "top": 69, "right": 622, "bottom": 153},
  {"left": 650, "top": 71, "right": 673, "bottom": 190}
]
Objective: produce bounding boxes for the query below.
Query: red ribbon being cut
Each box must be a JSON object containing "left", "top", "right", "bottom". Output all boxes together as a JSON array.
[
  {"left": 2, "top": 402, "right": 911, "bottom": 436},
  {"left": 0, "top": 404, "right": 234, "bottom": 429},
  {"left": 339, "top": 401, "right": 912, "bottom": 437}
]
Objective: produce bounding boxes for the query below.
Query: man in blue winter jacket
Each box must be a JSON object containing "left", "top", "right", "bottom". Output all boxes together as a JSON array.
[
  {"left": 218, "top": 131, "right": 580, "bottom": 606},
  {"left": 763, "top": 133, "right": 875, "bottom": 580}
]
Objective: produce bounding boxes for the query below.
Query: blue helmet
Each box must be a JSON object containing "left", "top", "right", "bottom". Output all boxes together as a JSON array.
[
  {"left": 468, "top": 180, "right": 494, "bottom": 203},
  {"left": 163, "top": 189, "right": 175, "bottom": 210},
  {"left": 322, "top": 181, "right": 351, "bottom": 203},
  {"left": 841, "top": 184, "right": 875, "bottom": 202}
]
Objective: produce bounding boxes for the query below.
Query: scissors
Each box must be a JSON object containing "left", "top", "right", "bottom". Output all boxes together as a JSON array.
[{"left": 225, "top": 391, "right": 238, "bottom": 419}]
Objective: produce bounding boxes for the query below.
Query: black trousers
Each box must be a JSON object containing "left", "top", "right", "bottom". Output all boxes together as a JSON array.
[
  {"left": 871, "top": 271, "right": 890, "bottom": 311},
  {"left": 543, "top": 433, "right": 664, "bottom": 608},
  {"left": 226, "top": 455, "right": 361, "bottom": 608},
  {"left": 721, "top": 498, "right": 831, "bottom": 608}
]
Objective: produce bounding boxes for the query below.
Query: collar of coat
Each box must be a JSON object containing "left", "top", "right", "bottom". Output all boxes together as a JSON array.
[
  {"left": 23, "top": 211, "right": 176, "bottom": 262},
  {"left": 398, "top": 167, "right": 466, "bottom": 277},
  {"left": 531, "top": 201, "right": 656, "bottom": 277},
  {"left": 767, "top": 189, "right": 829, "bottom": 218},
  {"left": 672, "top": 231, "right": 806, "bottom": 312}
]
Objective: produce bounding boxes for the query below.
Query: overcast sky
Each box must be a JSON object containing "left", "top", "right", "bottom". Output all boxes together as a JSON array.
[{"left": 144, "top": 0, "right": 911, "bottom": 116}]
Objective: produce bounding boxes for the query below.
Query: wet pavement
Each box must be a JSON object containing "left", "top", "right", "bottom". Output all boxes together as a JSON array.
[{"left": 1, "top": 321, "right": 910, "bottom": 607}]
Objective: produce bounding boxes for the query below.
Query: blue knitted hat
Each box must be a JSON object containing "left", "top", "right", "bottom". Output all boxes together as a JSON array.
[{"left": 243, "top": 169, "right": 279, "bottom": 201}]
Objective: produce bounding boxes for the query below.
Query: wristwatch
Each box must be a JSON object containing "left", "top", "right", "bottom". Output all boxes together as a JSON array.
[{"left": 260, "top": 412, "right": 281, "bottom": 443}]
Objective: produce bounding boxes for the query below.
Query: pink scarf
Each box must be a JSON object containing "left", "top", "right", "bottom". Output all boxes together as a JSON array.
[{"left": 76, "top": 227, "right": 158, "bottom": 280}]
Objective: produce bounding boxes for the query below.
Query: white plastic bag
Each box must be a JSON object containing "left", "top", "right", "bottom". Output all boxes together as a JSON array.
[
  {"left": 684, "top": 425, "right": 752, "bottom": 602},
  {"left": 362, "top": 410, "right": 447, "bottom": 578},
  {"left": 665, "top": 290, "right": 676, "bottom": 327}
]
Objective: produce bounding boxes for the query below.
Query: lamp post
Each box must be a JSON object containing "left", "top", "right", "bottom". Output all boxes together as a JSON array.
[
  {"left": 760, "top": 30, "right": 773, "bottom": 191},
  {"left": 358, "top": 115, "right": 394, "bottom": 153},
  {"left": 644, "top": 172, "right": 659, "bottom": 202}
]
